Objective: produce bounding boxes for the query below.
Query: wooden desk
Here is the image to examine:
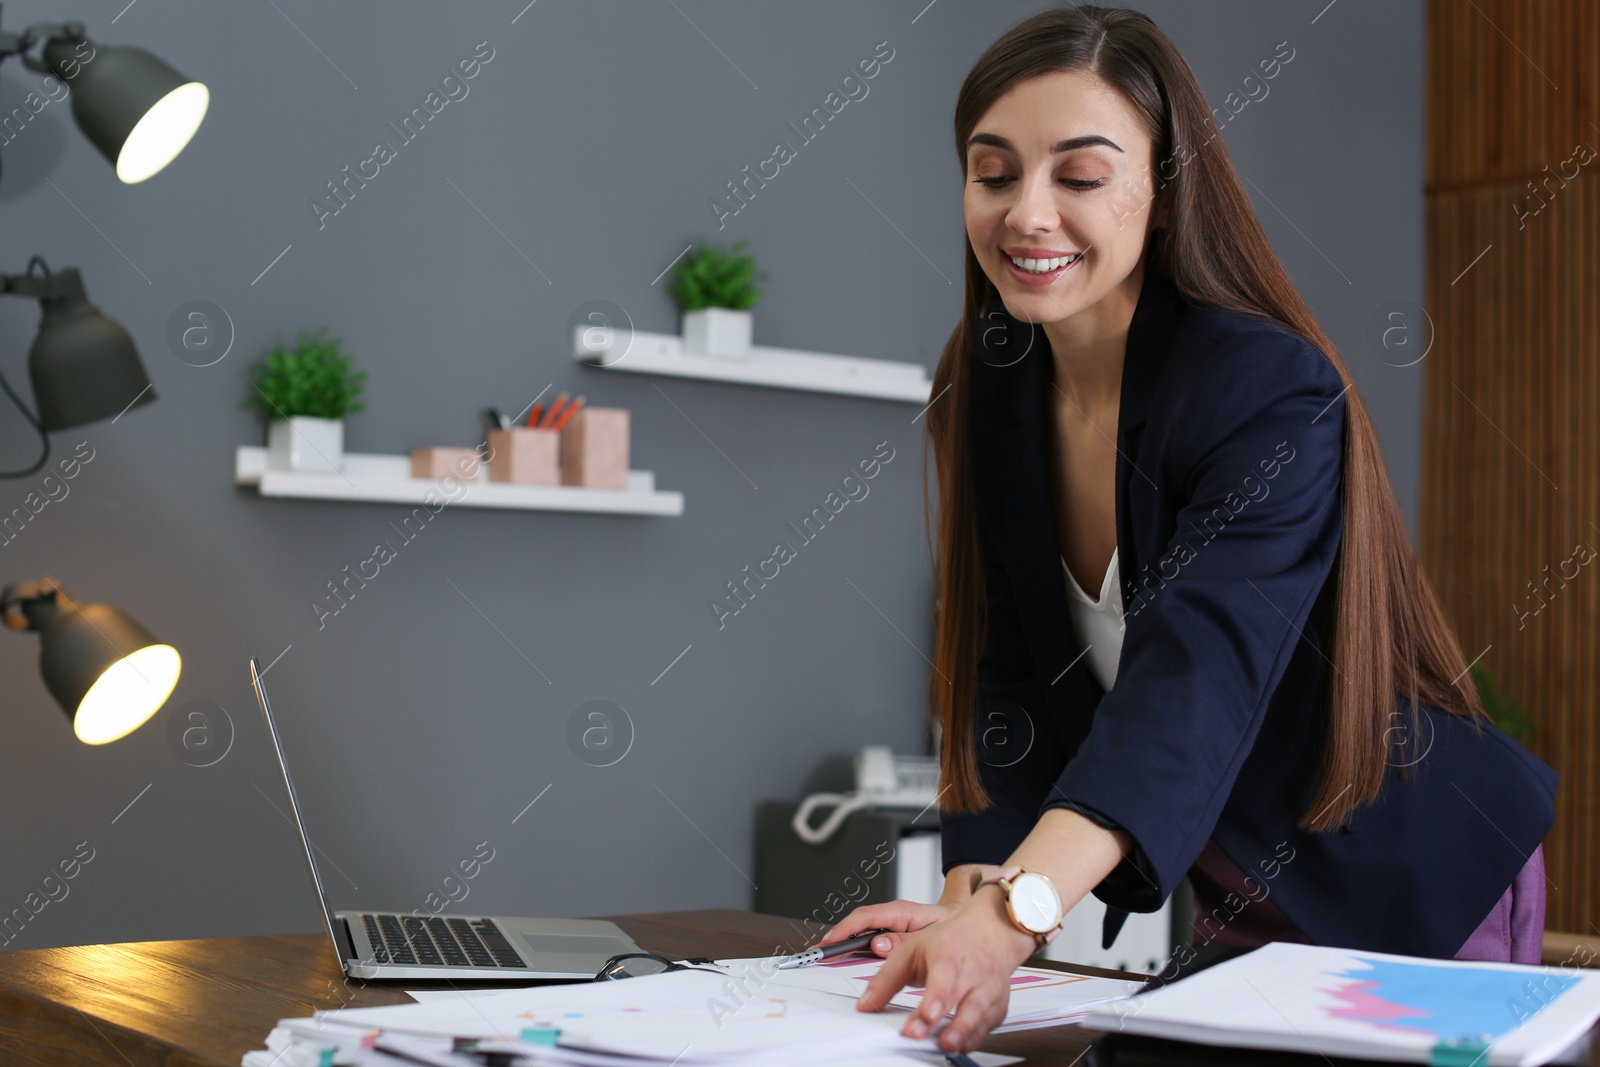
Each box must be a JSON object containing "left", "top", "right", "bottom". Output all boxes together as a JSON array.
[
  {"left": 0, "top": 908, "right": 1123, "bottom": 1066},
  {"left": 1, "top": 909, "right": 1597, "bottom": 1066}
]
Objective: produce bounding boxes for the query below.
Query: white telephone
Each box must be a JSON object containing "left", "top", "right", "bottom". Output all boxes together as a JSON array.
[{"left": 791, "top": 746, "right": 941, "bottom": 844}]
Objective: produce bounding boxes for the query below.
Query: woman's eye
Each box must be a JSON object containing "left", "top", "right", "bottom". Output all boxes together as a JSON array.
[{"left": 970, "top": 176, "right": 1106, "bottom": 190}]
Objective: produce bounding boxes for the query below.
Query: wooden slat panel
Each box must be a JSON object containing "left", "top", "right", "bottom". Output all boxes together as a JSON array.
[
  {"left": 1425, "top": 0, "right": 1600, "bottom": 936},
  {"left": 1428, "top": 0, "right": 1600, "bottom": 189}
]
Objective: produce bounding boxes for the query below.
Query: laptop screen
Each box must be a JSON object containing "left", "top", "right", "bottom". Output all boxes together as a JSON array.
[{"left": 249, "top": 658, "right": 351, "bottom": 963}]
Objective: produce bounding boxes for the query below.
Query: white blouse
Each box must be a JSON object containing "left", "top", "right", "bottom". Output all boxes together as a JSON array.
[{"left": 1062, "top": 550, "right": 1126, "bottom": 690}]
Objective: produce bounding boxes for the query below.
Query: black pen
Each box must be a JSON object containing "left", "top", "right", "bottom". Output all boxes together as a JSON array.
[{"left": 776, "top": 927, "right": 892, "bottom": 969}]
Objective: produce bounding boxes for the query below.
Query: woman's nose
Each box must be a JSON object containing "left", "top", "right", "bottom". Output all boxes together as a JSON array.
[{"left": 1005, "top": 171, "right": 1060, "bottom": 234}]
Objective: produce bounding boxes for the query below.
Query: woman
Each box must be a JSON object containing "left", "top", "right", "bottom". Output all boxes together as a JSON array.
[{"left": 820, "top": 5, "right": 1557, "bottom": 1056}]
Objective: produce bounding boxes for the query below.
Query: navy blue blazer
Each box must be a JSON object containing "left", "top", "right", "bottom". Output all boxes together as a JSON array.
[{"left": 939, "top": 265, "right": 1558, "bottom": 958}]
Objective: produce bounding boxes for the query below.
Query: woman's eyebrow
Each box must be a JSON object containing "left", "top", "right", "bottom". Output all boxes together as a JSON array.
[{"left": 966, "top": 132, "right": 1124, "bottom": 154}]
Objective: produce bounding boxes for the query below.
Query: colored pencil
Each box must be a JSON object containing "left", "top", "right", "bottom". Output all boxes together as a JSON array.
[
  {"left": 540, "top": 393, "right": 570, "bottom": 428},
  {"left": 550, "top": 396, "right": 585, "bottom": 431}
]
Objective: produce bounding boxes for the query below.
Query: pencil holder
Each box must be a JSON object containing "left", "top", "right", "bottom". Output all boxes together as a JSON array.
[
  {"left": 559, "top": 407, "right": 629, "bottom": 489},
  {"left": 486, "top": 427, "right": 560, "bottom": 485},
  {"left": 410, "top": 447, "right": 482, "bottom": 480}
]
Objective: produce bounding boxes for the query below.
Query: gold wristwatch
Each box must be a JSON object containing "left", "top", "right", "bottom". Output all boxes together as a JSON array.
[{"left": 969, "top": 864, "right": 1065, "bottom": 948}]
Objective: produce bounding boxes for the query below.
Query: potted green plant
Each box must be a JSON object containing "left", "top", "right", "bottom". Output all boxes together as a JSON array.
[
  {"left": 244, "top": 328, "right": 366, "bottom": 473},
  {"left": 668, "top": 237, "right": 767, "bottom": 359}
]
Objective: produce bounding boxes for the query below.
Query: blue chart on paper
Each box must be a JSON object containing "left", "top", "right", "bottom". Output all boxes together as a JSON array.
[{"left": 1324, "top": 956, "right": 1580, "bottom": 1042}]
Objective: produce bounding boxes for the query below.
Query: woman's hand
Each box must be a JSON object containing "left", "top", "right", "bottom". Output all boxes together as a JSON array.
[
  {"left": 855, "top": 884, "right": 1038, "bottom": 1054},
  {"left": 819, "top": 899, "right": 952, "bottom": 957}
]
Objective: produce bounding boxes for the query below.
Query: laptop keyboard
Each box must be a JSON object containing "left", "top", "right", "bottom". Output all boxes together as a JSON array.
[{"left": 360, "top": 914, "right": 525, "bottom": 968}]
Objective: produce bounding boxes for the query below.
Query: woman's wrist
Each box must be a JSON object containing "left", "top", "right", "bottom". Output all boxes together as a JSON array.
[
  {"left": 938, "top": 864, "right": 979, "bottom": 907},
  {"left": 967, "top": 882, "right": 1044, "bottom": 961}
]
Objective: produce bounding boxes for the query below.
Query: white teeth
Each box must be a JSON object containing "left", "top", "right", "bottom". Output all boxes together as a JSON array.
[{"left": 1009, "top": 252, "right": 1082, "bottom": 272}]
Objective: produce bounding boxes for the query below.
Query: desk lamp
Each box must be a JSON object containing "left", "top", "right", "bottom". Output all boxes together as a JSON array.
[
  {"left": 2, "top": 578, "right": 180, "bottom": 743},
  {"left": 0, "top": 256, "right": 155, "bottom": 477},
  {"left": 0, "top": 4, "right": 209, "bottom": 184}
]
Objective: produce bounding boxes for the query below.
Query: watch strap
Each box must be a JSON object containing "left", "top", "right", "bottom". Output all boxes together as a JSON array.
[
  {"left": 968, "top": 864, "right": 1023, "bottom": 895},
  {"left": 968, "top": 865, "right": 1063, "bottom": 946}
]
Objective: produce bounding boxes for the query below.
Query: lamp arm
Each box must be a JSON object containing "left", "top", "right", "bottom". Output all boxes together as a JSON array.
[
  {"left": 1, "top": 577, "right": 62, "bottom": 632},
  {"left": 0, "top": 4, "right": 87, "bottom": 73},
  {"left": 0, "top": 371, "right": 50, "bottom": 478},
  {"left": 1, "top": 255, "right": 57, "bottom": 299}
]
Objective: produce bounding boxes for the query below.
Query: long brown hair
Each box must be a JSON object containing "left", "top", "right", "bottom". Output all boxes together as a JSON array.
[{"left": 925, "top": 5, "right": 1484, "bottom": 832}]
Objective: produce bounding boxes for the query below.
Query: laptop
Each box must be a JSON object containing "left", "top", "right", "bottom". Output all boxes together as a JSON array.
[{"left": 249, "top": 657, "right": 642, "bottom": 980}]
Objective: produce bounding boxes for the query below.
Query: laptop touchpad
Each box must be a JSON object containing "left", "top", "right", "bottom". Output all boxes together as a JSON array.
[{"left": 520, "top": 933, "right": 628, "bottom": 956}]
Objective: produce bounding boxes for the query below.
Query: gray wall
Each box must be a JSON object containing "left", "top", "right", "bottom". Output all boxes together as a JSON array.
[{"left": 0, "top": 0, "right": 1422, "bottom": 950}]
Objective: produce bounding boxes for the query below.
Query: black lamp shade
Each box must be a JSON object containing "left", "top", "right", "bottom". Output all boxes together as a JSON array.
[
  {"left": 39, "top": 601, "right": 180, "bottom": 744},
  {"left": 26, "top": 268, "right": 155, "bottom": 431},
  {"left": 42, "top": 39, "right": 209, "bottom": 184}
]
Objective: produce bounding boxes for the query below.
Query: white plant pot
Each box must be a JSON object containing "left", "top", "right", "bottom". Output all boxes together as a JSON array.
[
  {"left": 267, "top": 416, "right": 345, "bottom": 472},
  {"left": 681, "top": 307, "right": 752, "bottom": 360}
]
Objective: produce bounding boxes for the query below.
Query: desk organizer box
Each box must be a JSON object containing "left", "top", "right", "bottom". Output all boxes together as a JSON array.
[
  {"left": 485, "top": 427, "right": 561, "bottom": 485},
  {"left": 558, "top": 407, "right": 628, "bottom": 489},
  {"left": 409, "top": 447, "right": 483, "bottom": 479}
]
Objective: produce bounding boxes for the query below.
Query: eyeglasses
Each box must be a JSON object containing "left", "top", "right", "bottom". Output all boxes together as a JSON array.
[{"left": 594, "top": 952, "right": 724, "bottom": 981}]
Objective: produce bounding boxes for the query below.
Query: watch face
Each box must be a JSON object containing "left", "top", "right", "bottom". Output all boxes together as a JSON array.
[{"left": 1009, "top": 872, "right": 1063, "bottom": 934}]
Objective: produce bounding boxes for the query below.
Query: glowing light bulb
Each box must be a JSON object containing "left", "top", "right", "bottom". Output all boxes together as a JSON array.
[
  {"left": 116, "top": 82, "right": 209, "bottom": 183},
  {"left": 73, "top": 644, "right": 182, "bottom": 744}
]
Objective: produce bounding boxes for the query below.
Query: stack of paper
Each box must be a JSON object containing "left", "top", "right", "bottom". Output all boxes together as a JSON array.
[
  {"left": 240, "top": 953, "right": 1137, "bottom": 1066},
  {"left": 1079, "top": 941, "right": 1600, "bottom": 1067},
  {"left": 716, "top": 954, "right": 1145, "bottom": 1031},
  {"left": 247, "top": 1014, "right": 1018, "bottom": 1067}
]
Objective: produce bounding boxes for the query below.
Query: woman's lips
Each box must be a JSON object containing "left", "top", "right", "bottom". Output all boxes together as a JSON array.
[{"left": 1002, "top": 251, "right": 1083, "bottom": 287}]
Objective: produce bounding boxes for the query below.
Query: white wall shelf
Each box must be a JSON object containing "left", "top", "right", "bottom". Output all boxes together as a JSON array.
[
  {"left": 234, "top": 447, "right": 683, "bottom": 516},
  {"left": 571, "top": 326, "right": 934, "bottom": 403}
]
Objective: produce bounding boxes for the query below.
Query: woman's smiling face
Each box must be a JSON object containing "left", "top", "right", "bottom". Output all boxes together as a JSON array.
[{"left": 964, "top": 69, "right": 1165, "bottom": 328}]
